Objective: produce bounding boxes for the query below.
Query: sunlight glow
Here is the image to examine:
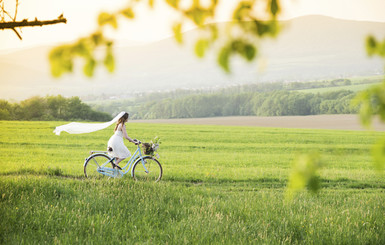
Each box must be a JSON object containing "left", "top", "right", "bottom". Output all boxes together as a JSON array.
[{"left": 0, "top": 0, "right": 384, "bottom": 51}]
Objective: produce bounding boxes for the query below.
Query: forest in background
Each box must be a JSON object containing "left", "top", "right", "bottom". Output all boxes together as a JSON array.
[
  {"left": 91, "top": 78, "right": 380, "bottom": 119},
  {"left": 0, "top": 95, "right": 111, "bottom": 121},
  {"left": 0, "top": 78, "right": 380, "bottom": 121},
  {"left": 133, "top": 90, "right": 357, "bottom": 119},
  {"left": 100, "top": 89, "right": 356, "bottom": 119}
]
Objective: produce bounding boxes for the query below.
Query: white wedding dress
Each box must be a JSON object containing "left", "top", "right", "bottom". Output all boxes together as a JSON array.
[
  {"left": 107, "top": 130, "right": 131, "bottom": 159},
  {"left": 53, "top": 111, "right": 126, "bottom": 136},
  {"left": 53, "top": 111, "right": 131, "bottom": 159}
]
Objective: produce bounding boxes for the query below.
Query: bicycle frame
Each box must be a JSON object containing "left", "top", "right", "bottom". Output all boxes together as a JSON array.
[
  {"left": 87, "top": 143, "right": 149, "bottom": 178},
  {"left": 119, "top": 144, "right": 148, "bottom": 176}
]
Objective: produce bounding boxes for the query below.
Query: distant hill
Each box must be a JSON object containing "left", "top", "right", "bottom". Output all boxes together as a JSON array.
[{"left": 1, "top": 15, "right": 384, "bottom": 101}]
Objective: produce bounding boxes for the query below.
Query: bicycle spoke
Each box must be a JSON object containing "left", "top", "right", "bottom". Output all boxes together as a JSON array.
[
  {"left": 84, "top": 154, "right": 112, "bottom": 178},
  {"left": 133, "top": 157, "right": 162, "bottom": 182}
]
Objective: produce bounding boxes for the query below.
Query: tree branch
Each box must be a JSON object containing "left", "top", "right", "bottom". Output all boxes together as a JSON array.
[
  {"left": 0, "top": 17, "right": 66, "bottom": 29},
  {"left": 11, "top": 27, "right": 21, "bottom": 39}
]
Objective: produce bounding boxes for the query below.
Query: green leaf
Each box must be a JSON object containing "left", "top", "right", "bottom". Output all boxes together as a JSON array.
[
  {"left": 121, "top": 8, "right": 135, "bottom": 19},
  {"left": 172, "top": 23, "right": 183, "bottom": 44},
  {"left": 366, "top": 36, "right": 377, "bottom": 56},
  {"left": 243, "top": 43, "right": 256, "bottom": 61},
  {"left": 230, "top": 40, "right": 256, "bottom": 61},
  {"left": 83, "top": 58, "right": 96, "bottom": 77},
  {"left": 254, "top": 21, "right": 271, "bottom": 36},
  {"left": 217, "top": 46, "right": 231, "bottom": 72},
  {"left": 307, "top": 176, "right": 320, "bottom": 194},
  {"left": 185, "top": 8, "right": 211, "bottom": 26},
  {"left": 98, "top": 12, "right": 118, "bottom": 29},
  {"left": 372, "top": 138, "right": 385, "bottom": 171},
  {"left": 73, "top": 39, "right": 91, "bottom": 58},
  {"left": 355, "top": 83, "right": 385, "bottom": 128},
  {"left": 209, "top": 24, "right": 218, "bottom": 41},
  {"left": 270, "top": 0, "right": 280, "bottom": 16},
  {"left": 91, "top": 32, "right": 104, "bottom": 46},
  {"left": 49, "top": 46, "right": 74, "bottom": 78},
  {"left": 286, "top": 153, "right": 322, "bottom": 200},
  {"left": 98, "top": 12, "right": 111, "bottom": 26},
  {"left": 233, "top": 1, "right": 252, "bottom": 21},
  {"left": 166, "top": 0, "right": 179, "bottom": 8},
  {"left": 195, "top": 39, "right": 209, "bottom": 58},
  {"left": 50, "top": 58, "right": 65, "bottom": 78},
  {"left": 104, "top": 46, "right": 115, "bottom": 73},
  {"left": 380, "top": 40, "right": 385, "bottom": 57},
  {"left": 360, "top": 102, "right": 373, "bottom": 127}
]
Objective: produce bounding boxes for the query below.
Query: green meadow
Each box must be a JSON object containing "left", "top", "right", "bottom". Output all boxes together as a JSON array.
[
  {"left": 1, "top": 120, "right": 385, "bottom": 244},
  {"left": 297, "top": 82, "right": 380, "bottom": 94}
]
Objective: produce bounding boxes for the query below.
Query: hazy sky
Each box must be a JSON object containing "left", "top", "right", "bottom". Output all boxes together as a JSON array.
[{"left": 0, "top": 0, "right": 384, "bottom": 51}]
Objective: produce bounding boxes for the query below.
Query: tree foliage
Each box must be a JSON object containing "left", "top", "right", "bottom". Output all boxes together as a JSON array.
[
  {"left": 49, "top": 0, "right": 281, "bottom": 77},
  {"left": 286, "top": 153, "right": 322, "bottom": 200},
  {"left": 353, "top": 36, "right": 385, "bottom": 171},
  {"left": 0, "top": 95, "right": 111, "bottom": 121},
  {"left": 137, "top": 90, "right": 357, "bottom": 119},
  {"left": 91, "top": 89, "right": 358, "bottom": 119}
]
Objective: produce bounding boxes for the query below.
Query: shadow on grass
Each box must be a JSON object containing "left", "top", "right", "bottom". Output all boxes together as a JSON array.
[
  {"left": 1, "top": 171, "right": 385, "bottom": 190},
  {"left": 321, "top": 178, "right": 385, "bottom": 189},
  {"left": 163, "top": 176, "right": 385, "bottom": 190},
  {"left": 164, "top": 176, "right": 283, "bottom": 187},
  {"left": 0, "top": 168, "right": 84, "bottom": 180}
]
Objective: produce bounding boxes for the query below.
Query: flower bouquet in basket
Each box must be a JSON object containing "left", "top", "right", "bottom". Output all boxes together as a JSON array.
[{"left": 142, "top": 136, "right": 161, "bottom": 158}]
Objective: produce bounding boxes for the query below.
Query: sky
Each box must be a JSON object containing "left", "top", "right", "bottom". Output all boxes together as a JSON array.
[{"left": 0, "top": 0, "right": 385, "bottom": 52}]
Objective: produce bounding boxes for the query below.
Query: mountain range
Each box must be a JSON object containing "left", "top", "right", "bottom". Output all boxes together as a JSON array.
[{"left": 1, "top": 15, "right": 384, "bottom": 101}]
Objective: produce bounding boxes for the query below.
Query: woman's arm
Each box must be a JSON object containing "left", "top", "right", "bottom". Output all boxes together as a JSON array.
[{"left": 122, "top": 124, "right": 137, "bottom": 144}]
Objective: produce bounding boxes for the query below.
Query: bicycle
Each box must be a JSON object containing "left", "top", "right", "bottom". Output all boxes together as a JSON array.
[{"left": 83, "top": 140, "right": 163, "bottom": 182}]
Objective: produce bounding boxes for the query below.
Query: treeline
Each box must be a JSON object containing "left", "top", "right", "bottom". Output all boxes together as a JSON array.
[
  {"left": 89, "top": 78, "right": 380, "bottom": 119},
  {"left": 134, "top": 90, "right": 358, "bottom": 119},
  {"left": 85, "top": 77, "right": 373, "bottom": 102},
  {"left": 0, "top": 95, "right": 111, "bottom": 121}
]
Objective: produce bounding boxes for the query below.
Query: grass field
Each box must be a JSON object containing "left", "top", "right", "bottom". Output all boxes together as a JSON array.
[
  {"left": 297, "top": 82, "right": 384, "bottom": 94},
  {"left": 1, "top": 120, "right": 385, "bottom": 244},
  {"left": 297, "top": 83, "right": 379, "bottom": 93},
  {"left": 296, "top": 75, "right": 384, "bottom": 93}
]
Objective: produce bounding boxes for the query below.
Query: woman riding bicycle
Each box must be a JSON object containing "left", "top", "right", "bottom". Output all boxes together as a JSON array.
[{"left": 107, "top": 112, "right": 138, "bottom": 168}]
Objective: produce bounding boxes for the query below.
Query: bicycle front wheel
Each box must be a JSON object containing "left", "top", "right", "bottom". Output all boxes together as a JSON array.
[
  {"left": 84, "top": 153, "right": 112, "bottom": 178},
  {"left": 132, "top": 156, "right": 162, "bottom": 182}
]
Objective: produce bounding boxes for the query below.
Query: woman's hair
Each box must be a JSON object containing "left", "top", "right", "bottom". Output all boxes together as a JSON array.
[{"left": 114, "top": 112, "right": 129, "bottom": 131}]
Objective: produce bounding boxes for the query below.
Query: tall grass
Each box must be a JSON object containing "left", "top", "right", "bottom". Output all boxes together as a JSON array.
[{"left": 0, "top": 120, "right": 384, "bottom": 244}]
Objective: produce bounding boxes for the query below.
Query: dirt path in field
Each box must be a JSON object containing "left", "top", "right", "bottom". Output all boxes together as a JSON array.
[{"left": 132, "top": 115, "right": 385, "bottom": 131}]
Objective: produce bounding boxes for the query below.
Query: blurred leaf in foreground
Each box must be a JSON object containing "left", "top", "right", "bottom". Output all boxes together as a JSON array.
[
  {"left": 49, "top": 0, "right": 281, "bottom": 77},
  {"left": 286, "top": 153, "right": 322, "bottom": 201},
  {"left": 372, "top": 137, "right": 385, "bottom": 171},
  {"left": 353, "top": 81, "right": 385, "bottom": 128},
  {"left": 353, "top": 35, "right": 385, "bottom": 172}
]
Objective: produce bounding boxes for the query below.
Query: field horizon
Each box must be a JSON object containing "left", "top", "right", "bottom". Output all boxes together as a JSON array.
[{"left": 132, "top": 114, "right": 385, "bottom": 131}]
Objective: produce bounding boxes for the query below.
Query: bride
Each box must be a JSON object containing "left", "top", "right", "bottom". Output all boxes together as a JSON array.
[
  {"left": 54, "top": 111, "right": 138, "bottom": 168},
  {"left": 107, "top": 112, "right": 138, "bottom": 168}
]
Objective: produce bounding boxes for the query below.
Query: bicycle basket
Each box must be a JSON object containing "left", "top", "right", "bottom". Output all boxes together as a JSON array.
[{"left": 142, "top": 143, "right": 154, "bottom": 155}]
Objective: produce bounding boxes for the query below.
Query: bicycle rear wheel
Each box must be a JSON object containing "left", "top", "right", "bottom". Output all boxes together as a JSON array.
[
  {"left": 132, "top": 156, "right": 162, "bottom": 182},
  {"left": 84, "top": 153, "right": 112, "bottom": 178}
]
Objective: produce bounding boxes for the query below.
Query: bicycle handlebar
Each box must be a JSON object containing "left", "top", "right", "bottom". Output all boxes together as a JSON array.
[{"left": 133, "top": 139, "right": 141, "bottom": 145}]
